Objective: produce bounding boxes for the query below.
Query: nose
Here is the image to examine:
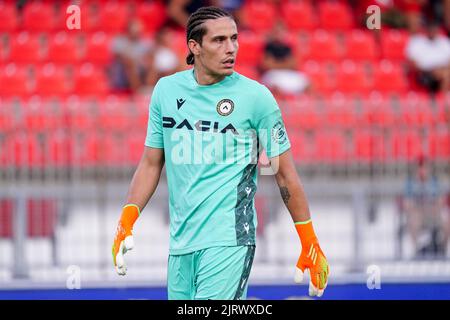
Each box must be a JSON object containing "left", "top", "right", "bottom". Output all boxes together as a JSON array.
[{"left": 225, "top": 38, "right": 237, "bottom": 54}]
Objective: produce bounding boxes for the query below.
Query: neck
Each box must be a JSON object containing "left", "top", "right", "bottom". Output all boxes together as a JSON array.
[{"left": 193, "top": 65, "right": 226, "bottom": 85}]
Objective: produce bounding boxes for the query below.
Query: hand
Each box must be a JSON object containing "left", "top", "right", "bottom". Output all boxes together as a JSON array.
[
  {"left": 112, "top": 223, "right": 134, "bottom": 276},
  {"left": 112, "top": 204, "right": 140, "bottom": 276},
  {"left": 294, "top": 242, "right": 329, "bottom": 297}
]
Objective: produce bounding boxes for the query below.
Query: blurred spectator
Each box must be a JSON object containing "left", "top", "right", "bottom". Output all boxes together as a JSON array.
[
  {"left": 405, "top": 22, "right": 450, "bottom": 93},
  {"left": 109, "top": 19, "right": 153, "bottom": 93},
  {"left": 259, "top": 23, "right": 310, "bottom": 96},
  {"left": 144, "top": 25, "right": 181, "bottom": 87},
  {"left": 165, "top": 0, "right": 219, "bottom": 31},
  {"left": 403, "top": 156, "right": 447, "bottom": 258}
]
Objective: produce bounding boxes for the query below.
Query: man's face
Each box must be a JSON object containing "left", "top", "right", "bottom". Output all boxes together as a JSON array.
[{"left": 190, "top": 17, "right": 238, "bottom": 77}]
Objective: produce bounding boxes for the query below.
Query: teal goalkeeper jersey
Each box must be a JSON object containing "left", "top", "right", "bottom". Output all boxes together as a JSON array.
[{"left": 145, "top": 69, "right": 291, "bottom": 255}]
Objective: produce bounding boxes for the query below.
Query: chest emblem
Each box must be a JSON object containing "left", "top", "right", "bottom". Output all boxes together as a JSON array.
[{"left": 216, "top": 99, "right": 234, "bottom": 116}]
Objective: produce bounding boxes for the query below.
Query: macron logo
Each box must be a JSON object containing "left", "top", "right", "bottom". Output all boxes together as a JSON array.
[{"left": 177, "top": 98, "right": 186, "bottom": 110}]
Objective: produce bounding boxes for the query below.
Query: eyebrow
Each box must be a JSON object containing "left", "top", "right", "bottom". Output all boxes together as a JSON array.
[{"left": 211, "top": 33, "right": 238, "bottom": 40}]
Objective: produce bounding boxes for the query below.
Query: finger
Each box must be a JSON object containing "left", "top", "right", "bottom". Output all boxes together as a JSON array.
[
  {"left": 116, "top": 241, "right": 125, "bottom": 269},
  {"left": 116, "top": 264, "right": 127, "bottom": 276},
  {"left": 124, "top": 235, "right": 134, "bottom": 251},
  {"left": 309, "top": 280, "right": 318, "bottom": 297},
  {"left": 317, "top": 281, "right": 327, "bottom": 298},
  {"left": 294, "top": 267, "right": 305, "bottom": 283}
]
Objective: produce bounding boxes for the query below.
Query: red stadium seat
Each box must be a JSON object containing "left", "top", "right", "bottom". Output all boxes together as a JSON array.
[
  {"left": 127, "top": 133, "right": 145, "bottom": 165},
  {"left": 8, "top": 133, "right": 45, "bottom": 168},
  {"left": 0, "top": 3, "right": 18, "bottom": 32},
  {"left": 73, "top": 63, "right": 109, "bottom": 95},
  {"left": 241, "top": 1, "right": 277, "bottom": 32},
  {"left": 74, "top": 133, "right": 100, "bottom": 167},
  {"left": 284, "top": 96, "right": 321, "bottom": 130},
  {"left": 428, "top": 129, "right": 450, "bottom": 160},
  {"left": 96, "top": 2, "right": 129, "bottom": 33},
  {"left": 0, "top": 199, "right": 14, "bottom": 237},
  {"left": 390, "top": 130, "right": 424, "bottom": 161},
  {"left": 373, "top": 60, "right": 408, "bottom": 93},
  {"left": 63, "top": 96, "right": 97, "bottom": 131},
  {"left": 360, "top": 92, "right": 395, "bottom": 127},
  {"left": 0, "top": 64, "right": 30, "bottom": 96},
  {"left": 102, "top": 134, "right": 127, "bottom": 166},
  {"left": 8, "top": 32, "right": 43, "bottom": 63},
  {"left": 353, "top": 131, "right": 386, "bottom": 162},
  {"left": 304, "top": 30, "right": 343, "bottom": 61},
  {"left": 98, "top": 96, "right": 130, "bottom": 132},
  {"left": 47, "top": 32, "right": 80, "bottom": 63},
  {"left": 234, "top": 64, "right": 259, "bottom": 81},
  {"left": 314, "top": 130, "right": 347, "bottom": 163},
  {"left": 281, "top": 1, "right": 318, "bottom": 31},
  {"left": 344, "top": 30, "right": 378, "bottom": 61},
  {"left": 47, "top": 131, "right": 74, "bottom": 167},
  {"left": 288, "top": 130, "right": 312, "bottom": 164},
  {"left": 380, "top": 29, "right": 409, "bottom": 61},
  {"left": 324, "top": 93, "right": 357, "bottom": 128},
  {"left": 137, "top": 1, "right": 166, "bottom": 33},
  {"left": 22, "top": 2, "right": 57, "bottom": 32},
  {"left": 335, "top": 60, "right": 371, "bottom": 94},
  {"left": 84, "top": 32, "right": 113, "bottom": 65},
  {"left": 27, "top": 199, "right": 58, "bottom": 237},
  {"left": 301, "top": 60, "right": 334, "bottom": 93},
  {"left": 398, "top": 93, "right": 434, "bottom": 127},
  {"left": 236, "top": 31, "right": 264, "bottom": 66},
  {"left": 35, "top": 64, "right": 70, "bottom": 96},
  {"left": 318, "top": 1, "right": 354, "bottom": 30}
]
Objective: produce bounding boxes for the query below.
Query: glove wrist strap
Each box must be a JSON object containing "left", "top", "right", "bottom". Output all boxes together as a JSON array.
[
  {"left": 295, "top": 219, "right": 318, "bottom": 248},
  {"left": 120, "top": 204, "right": 140, "bottom": 231}
]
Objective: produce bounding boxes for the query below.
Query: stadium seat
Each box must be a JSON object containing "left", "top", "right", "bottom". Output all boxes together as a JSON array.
[
  {"left": 318, "top": 1, "right": 354, "bottom": 30},
  {"left": 74, "top": 133, "right": 100, "bottom": 167},
  {"left": 353, "top": 130, "right": 386, "bottom": 162},
  {"left": 35, "top": 64, "right": 70, "bottom": 96},
  {"left": 96, "top": 2, "right": 129, "bottom": 33},
  {"left": 73, "top": 63, "right": 108, "bottom": 95},
  {"left": 324, "top": 93, "right": 357, "bottom": 128},
  {"left": 360, "top": 93, "right": 395, "bottom": 127},
  {"left": 46, "top": 131, "right": 74, "bottom": 167},
  {"left": 344, "top": 30, "right": 378, "bottom": 61},
  {"left": 125, "top": 133, "right": 145, "bottom": 165},
  {"left": 373, "top": 60, "right": 408, "bottom": 93},
  {"left": 22, "top": 2, "right": 57, "bottom": 32},
  {"left": 241, "top": 0, "right": 277, "bottom": 32},
  {"left": 284, "top": 96, "right": 322, "bottom": 130},
  {"left": 304, "top": 30, "right": 343, "bottom": 61},
  {"left": 234, "top": 64, "right": 259, "bottom": 81},
  {"left": 235, "top": 31, "right": 264, "bottom": 66},
  {"left": 0, "top": 199, "right": 14, "bottom": 237},
  {"left": 301, "top": 60, "right": 334, "bottom": 93},
  {"left": 47, "top": 32, "right": 80, "bottom": 63},
  {"left": 83, "top": 32, "right": 113, "bottom": 65},
  {"left": 8, "top": 32, "right": 43, "bottom": 63},
  {"left": 98, "top": 96, "right": 131, "bottom": 132},
  {"left": 390, "top": 130, "right": 423, "bottom": 162},
  {"left": 137, "top": 1, "right": 166, "bottom": 33},
  {"left": 0, "top": 3, "right": 18, "bottom": 32},
  {"left": 428, "top": 129, "right": 450, "bottom": 159},
  {"left": 8, "top": 133, "right": 45, "bottom": 168},
  {"left": 314, "top": 130, "right": 347, "bottom": 163},
  {"left": 0, "top": 64, "right": 30, "bottom": 96},
  {"left": 380, "top": 29, "right": 409, "bottom": 61},
  {"left": 63, "top": 96, "right": 97, "bottom": 131},
  {"left": 335, "top": 60, "right": 371, "bottom": 94},
  {"left": 281, "top": 1, "right": 318, "bottom": 31},
  {"left": 288, "top": 130, "right": 312, "bottom": 164},
  {"left": 27, "top": 199, "right": 58, "bottom": 237},
  {"left": 398, "top": 93, "right": 434, "bottom": 127}
]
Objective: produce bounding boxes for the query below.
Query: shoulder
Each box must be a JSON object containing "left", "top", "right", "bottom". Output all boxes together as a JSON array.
[{"left": 234, "top": 72, "right": 273, "bottom": 98}]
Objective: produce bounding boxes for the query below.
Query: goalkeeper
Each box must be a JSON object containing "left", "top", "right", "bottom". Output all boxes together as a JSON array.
[{"left": 112, "top": 6, "right": 329, "bottom": 299}]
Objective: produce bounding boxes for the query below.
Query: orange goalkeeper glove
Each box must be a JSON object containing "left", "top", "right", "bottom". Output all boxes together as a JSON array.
[
  {"left": 294, "top": 219, "right": 329, "bottom": 297},
  {"left": 112, "top": 204, "right": 140, "bottom": 276}
]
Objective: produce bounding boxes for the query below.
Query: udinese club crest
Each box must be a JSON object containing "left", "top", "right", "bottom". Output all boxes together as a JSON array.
[{"left": 216, "top": 99, "right": 234, "bottom": 116}]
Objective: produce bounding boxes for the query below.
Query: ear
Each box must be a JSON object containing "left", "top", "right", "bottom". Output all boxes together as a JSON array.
[{"left": 188, "top": 39, "right": 201, "bottom": 56}]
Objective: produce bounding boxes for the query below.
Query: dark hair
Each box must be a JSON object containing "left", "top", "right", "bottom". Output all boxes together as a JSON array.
[{"left": 186, "top": 6, "right": 232, "bottom": 65}]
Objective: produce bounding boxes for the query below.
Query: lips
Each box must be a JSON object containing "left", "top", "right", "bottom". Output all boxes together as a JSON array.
[{"left": 223, "top": 58, "right": 235, "bottom": 67}]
